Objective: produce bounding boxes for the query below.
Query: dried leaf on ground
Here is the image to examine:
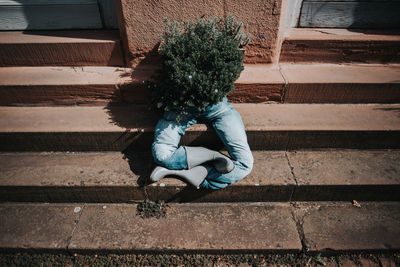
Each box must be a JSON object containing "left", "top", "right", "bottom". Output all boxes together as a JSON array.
[{"left": 353, "top": 200, "right": 361, "bottom": 208}]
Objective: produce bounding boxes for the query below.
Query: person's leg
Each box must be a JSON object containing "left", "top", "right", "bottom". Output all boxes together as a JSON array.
[
  {"left": 150, "top": 165, "right": 212, "bottom": 189},
  {"left": 151, "top": 110, "right": 197, "bottom": 170},
  {"left": 184, "top": 146, "right": 234, "bottom": 173},
  {"left": 151, "top": 108, "right": 235, "bottom": 188},
  {"left": 200, "top": 100, "right": 253, "bottom": 189}
]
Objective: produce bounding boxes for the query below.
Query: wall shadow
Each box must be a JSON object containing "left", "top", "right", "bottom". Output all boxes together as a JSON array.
[{"left": 374, "top": 107, "right": 400, "bottom": 118}]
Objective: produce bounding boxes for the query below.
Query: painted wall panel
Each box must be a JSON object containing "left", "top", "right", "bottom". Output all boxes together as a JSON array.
[
  {"left": 286, "top": 0, "right": 303, "bottom": 28},
  {"left": 300, "top": 1, "right": 400, "bottom": 28},
  {"left": 0, "top": 0, "right": 98, "bottom": 5},
  {"left": 0, "top": 0, "right": 103, "bottom": 30},
  {"left": 97, "top": 0, "right": 118, "bottom": 29}
]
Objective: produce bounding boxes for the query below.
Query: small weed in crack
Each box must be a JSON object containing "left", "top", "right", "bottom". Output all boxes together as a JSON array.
[
  {"left": 305, "top": 253, "right": 327, "bottom": 266},
  {"left": 137, "top": 200, "right": 168, "bottom": 219}
]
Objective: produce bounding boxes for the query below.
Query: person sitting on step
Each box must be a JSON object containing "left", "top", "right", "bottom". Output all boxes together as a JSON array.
[{"left": 148, "top": 16, "right": 253, "bottom": 189}]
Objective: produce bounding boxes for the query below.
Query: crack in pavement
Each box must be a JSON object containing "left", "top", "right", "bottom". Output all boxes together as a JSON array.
[
  {"left": 290, "top": 202, "right": 313, "bottom": 253},
  {"left": 66, "top": 204, "right": 85, "bottom": 254},
  {"left": 285, "top": 151, "right": 298, "bottom": 201},
  {"left": 278, "top": 64, "right": 289, "bottom": 104},
  {"left": 285, "top": 152, "right": 298, "bottom": 186}
]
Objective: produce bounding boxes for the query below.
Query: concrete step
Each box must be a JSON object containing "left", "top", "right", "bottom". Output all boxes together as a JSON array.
[
  {"left": 280, "top": 28, "right": 400, "bottom": 63},
  {"left": 0, "top": 202, "right": 399, "bottom": 253},
  {"left": 1, "top": 64, "right": 399, "bottom": 106},
  {"left": 0, "top": 150, "right": 399, "bottom": 203},
  {"left": 0, "top": 104, "right": 399, "bottom": 151},
  {"left": 0, "top": 31, "right": 124, "bottom": 67},
  {"left": 0, "top": 66, "right": 131, "bottom": 106},
  {"left": 0, "top": 65, "right": 284, "bottom": 105},
  {"left": 281, "top": 63, "right": 400, "bottom": 103}
]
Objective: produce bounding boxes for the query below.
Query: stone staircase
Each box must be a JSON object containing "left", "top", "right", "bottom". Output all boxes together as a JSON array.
[
  {"left": 0, "top": 27, "right": 400, "bottom": 263},
  {"left": 280, "top": 28, "right": 400, "bottom": 64}
]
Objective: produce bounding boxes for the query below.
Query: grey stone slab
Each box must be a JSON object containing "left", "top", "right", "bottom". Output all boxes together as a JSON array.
[
  {"left": 0, "top": 203, "right": 82, "bottom": 251},
  {"left": 1, "top": 104, "right": 400, "bottom": 151},
  {"left": 288, "top": 150, "right": 400, "bottom": 185},
  {"left": 69, "top": 203, "right": 302, "bottom": 252},
  {"left": 2, "top": 150, "right": 400, "bottom": 202},
  {"left": 295, "top": 202, "right": 400, "bottom": 251},
  {"left": 0, "top": 151, "right": 293, "bottom": 187},
  {"left": 288, "top": 150, "right": 400, "bottom": 201},
  {"left": 0, "top": 152, "right": 145, "bottom": 187},
  {"left": 0, "top": 151, "right": 295, "bottom": 202},
  {"left": 247, "top": 151, "right": 294, "bottom": 186}
]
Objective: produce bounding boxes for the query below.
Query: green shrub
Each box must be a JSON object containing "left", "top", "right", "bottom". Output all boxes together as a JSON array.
[{"left": 147, "top": 16, "right": 250, "bottom": 121}]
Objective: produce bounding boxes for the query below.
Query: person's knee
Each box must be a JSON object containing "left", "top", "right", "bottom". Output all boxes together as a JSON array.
[
  {"left": 152, "top": 143, "right": 188, "bottom": 170},
  {"left": 230, "top": 153, "right": 254, "bottom": 185},
  {"left": 237, "top": 150, "right": 254, "bottom": 173},
  {"left": 202, "top": 160, "right": 254, "bottom": 190},
  {"left": 151, "top": 143, "right": 175, "bottom": 168},
  {"left": 200, "top": 179, "right": 229, "bottom": 190}
]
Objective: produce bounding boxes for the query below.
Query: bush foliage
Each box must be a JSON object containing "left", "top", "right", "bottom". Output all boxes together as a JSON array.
[{"left": 148, "top": 16, "right": 250, "bottom": 121}]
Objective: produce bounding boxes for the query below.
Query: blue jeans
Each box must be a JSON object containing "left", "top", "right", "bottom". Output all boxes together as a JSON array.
[{"left": 152, "top": 97, "right": 253, "bottom": 189}]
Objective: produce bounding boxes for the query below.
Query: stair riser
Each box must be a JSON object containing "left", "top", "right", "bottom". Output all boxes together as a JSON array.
[
  {"left": 0, "top": 85, "right": 120, "bottom": 106},
  {"left": 280, "top": 40, "right": 400, "bottom": 63},
  {"left": 0, "top": 42, "right": 124, "bottom": 67},
  {"left": 0, "top": 131, "right": 399, "bottom": 151},
  {"left": 285, "top": 83, "right": 400, "bottom": 103},
  {"left": 0, "top": 83, "right": 285, "bottom": 105},
  {"left": 2, "top": 64, "right": 399, "bottom": 105},
  {"left": 1, "top": 185, "right": 399, "bottom": 203},
  {"left": 2, "top": 83, "right": 400, "bottom": 105}
]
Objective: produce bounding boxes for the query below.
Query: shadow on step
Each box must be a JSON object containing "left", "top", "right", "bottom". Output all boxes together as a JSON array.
[
  {"left": 103, "top": 56, "right": 225, "bottom": 151},
  {"left": 374, "top": 107, "right": 400, "bottom": 118},
  {"left": 121, "top": 148, "right": 216, "bottom": 203}
]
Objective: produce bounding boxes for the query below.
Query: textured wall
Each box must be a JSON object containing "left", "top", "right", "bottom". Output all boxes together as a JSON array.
[{"left": 115, "top": 0, "right": 282, "bottom": 67}]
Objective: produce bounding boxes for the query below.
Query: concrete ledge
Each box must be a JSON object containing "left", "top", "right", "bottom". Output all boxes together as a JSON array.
[
  {"left": 69, "top": 203, "right": 301, "bottom": 252},
  {"left": 0, "top": 65, "right": 284, "bottom": 105},
  {"left": 1, "top": 64, "right": 399, "bottom": 105},
  {"left": 1, "top": 104, "right": 400, "bottom": 151},
  {"left": 0, "top": 151, "right": 295, "bottom": 203},
  {"left": 0, "top": 203, "right": 302, "bottom": 253},
  {"left": 0, "top": 150, "right": 399, "bottom": 202},
  {"left": 0, "top": 31, "right": 124, "bottom": 66},
  {"left": 0, "top": 66, "right": 130, "bottom": 106},
  {"left": 280, "top": 28, "right": 400, "bottom": 63},
  {"left": 293, "top": 202, "right": 400, "bottom": 252},
  {"left": 1, "top": 202, "right": 399, "bottom": 253},
  {"left": 281, "top": 63, "right": 400, "bottom": 103},
  {"left": 0, "top": 203, "right": 80, "bottom": 252}
]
